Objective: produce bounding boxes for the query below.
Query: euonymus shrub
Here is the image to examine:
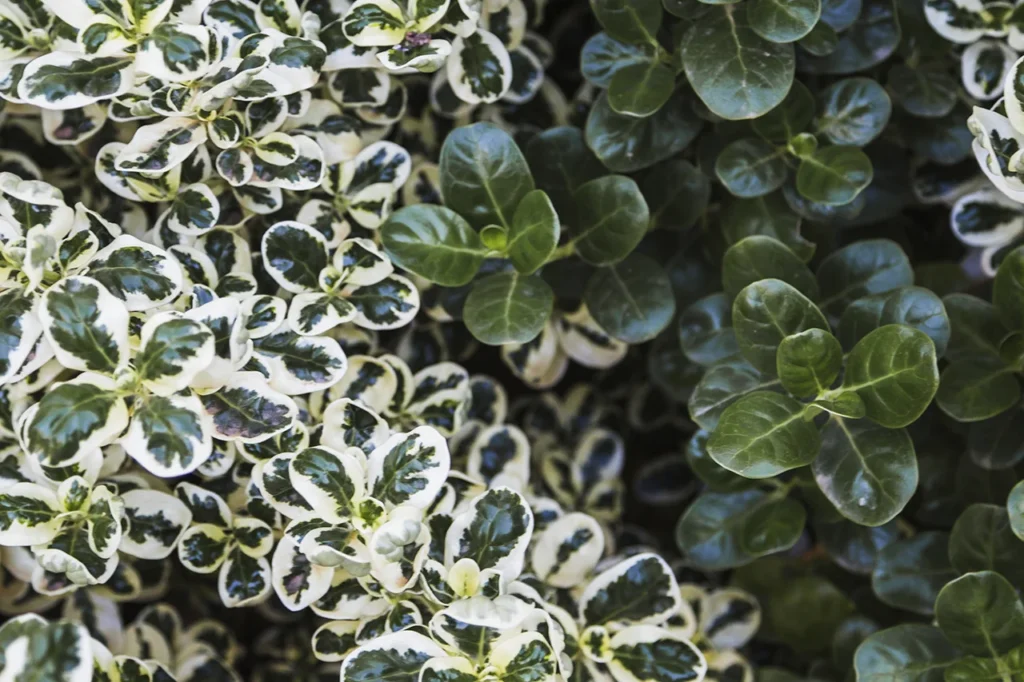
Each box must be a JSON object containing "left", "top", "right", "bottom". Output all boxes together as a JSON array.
[{"left": 0, "top": 0, "right": 1022, "bottom": 678}]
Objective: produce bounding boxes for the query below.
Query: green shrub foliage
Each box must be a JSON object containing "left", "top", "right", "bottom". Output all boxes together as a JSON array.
[{"left": 0, "top": 0, "right": 1019, "bottom": 680}]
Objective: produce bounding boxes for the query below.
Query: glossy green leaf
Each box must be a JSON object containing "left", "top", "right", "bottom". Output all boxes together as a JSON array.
[
  {"left": 439, "top": 122, "right": 534, "bottom": 230},
  {"left": 871, "top": 532, "right": 956, "bottom": 615},
  {"left": 708, "top": 391, "right": 819, "bottom": 478},
  {"left": 733, "top": 278, "right": 829, "bottom": 374},
  {"left": 842, "top": 325, "right": 939, "bottom": 429},
  {"left": 590, "top": 0, "right": 662, "bottom": 43},
  {"left": 682, "top": 6, "right": 795, "bottom": 120},
  {"left": 716, "top": 138, "right": 788, "bottom": 199},
  {"left": 381, "top": 205, "right": 488, "bottom": 287},
  {"left": 993, "top": 245, "right": 1024, "bottom": 331},
  {"left": 816, "top": 78, "right": 892, "bottom": 146},
  {"left": 949, "top": 504, "right": 1024, "bottom": 585},
  {"left": 796, "top": 146, "right": 872, "bottom": 206},
  {"left": 838, "top": 287, "right": 950, "bottom": 357},
  {"left": 507, "top": 190, "right": 559, "bottom": 274},
  {"left": 608, "top": 60, "right": 675, "bottom": 117},
  {"left": 813, "top": 417, "right": 917, "bottom": 526},
  {"left": 747, "top": 0, "right": 821, "bottom": 42},
  {"left": 750, "top": 81, "right": 816, "bottom": 143},
  {"left": 679, "top": 293, "right": 740, "bottom": 367},
  {"left": 721, "top": 193, "right": 814, "bottom": 261},
  {"left": 935, "top": 571, "right": 1024, "bottom": 657},
  {"left": 853, "top": 625, "right": 958, "bottom": 682},
  {"left": 463, "top": 272, "right": 554, "bottom": 345},
  {"left": 776, "top": 328, "right": 842, "bottom": 397},
  {"left": 817, "top": 240, "right": 913, "bottom": 319},
  {"left": 584, "top": 253, "right": 676, "bottom": 344},
  {"left": 585, "top": 91, "right": 703, "bottom": 172},
  {"left": 937, "top": 357, "right": 1020, "bottom": 423},
  {"left": 722, "top": 236, "right": 819, "bottom": 301},
  {"left": 572, "top": 175, "right": 649, "bottom": 266}
]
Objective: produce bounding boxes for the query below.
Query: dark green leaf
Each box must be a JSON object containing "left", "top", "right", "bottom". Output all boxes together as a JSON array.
[
  {"left": 572, "top": 175, "right": 649, "bottom": 266},
  {"left": 708, "top": 391, "right": 820, "bottom": 478},
  {"left": 381, "top": 205, "right": 488, "bottom": 287},
  {"left": 935, "top": 571, "right": 1024, "bottom": 657},
  {"left": 682, "top": 6, "right": 796, "bottom": 120},
  {"left": 463, "top": 272, "right": 554, "bottom": 345},
  {"left": 584, "top": 253, "right": 676, "bottom": 344},
  {"left": 439, "top": 122, "right": 534, "bottom": 230}
]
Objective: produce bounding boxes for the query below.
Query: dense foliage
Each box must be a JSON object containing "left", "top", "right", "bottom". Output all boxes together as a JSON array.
[{"left": 0, "top": 0, "right": 1023, "bottom": 680}]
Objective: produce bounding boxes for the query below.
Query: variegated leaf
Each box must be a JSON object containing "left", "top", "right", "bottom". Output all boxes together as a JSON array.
[
  {"left": 115, "top": 118, "right": 208, "bottom": 175},
  {"left": 243, "top": 295, "right": 288, "bottom": 339},
  {"left": 0, "top": 290, "right": 43, "bottom": 385},
  {"left": 579, "top": 554, "right": 681, "bottom": 627},
  {"left": 332, "top": 354, "right": 399, "bottom": 413},
  {"left": 466, "top": 424, "right": 530, "bottom": 488},
  {"left": 288, "top": 292, "right": 357, "bottom": 336},
  {"left": 333, "top": 238, "right": 394, "bottom": 285},
  {"left": 218, "top": 547, "right": 272, "bottom": 607},
  {"left": 136, "top": 312, "right": 215, "bottom": 395},
  {"left": 39, "top": 275, "right": 128, "bottom": 373},
  {"left": 36, "top": 523, "right": 119, "bottom": 586},
  {"left": 253, "top": 329, "right": 348, "bottom": 395},
  {"left": 290, "top": 445, "right": 366, "bottom": 522},
  {"left": 368, "top": 507, "right": 430, "bottom": 592},
  {"left": 137, "top": 22, "right": 214, "bottom": 83},
  {"left": 255, "top": 453, "right": 313, "bottom": 518},
  {"left": 339, "top": 631, "right": 446, "bottom": 682},
  {"left": 233, "top": 516, "right": 274, "bottom": 558},
  {"left": 237, "top": 33, "right": 326, "bottom": 99},
  {"left": 445, "top": 487, "right": 533, "bottom": 578},
  {"left": 348, "top": 274, "right": 420, "bottom": 330},
  {"left": 599, "top": 625, "right": 706, "bottom": 682},
  {"left": 950, "top": 188, "right": 1024, "bottom": 247},
  {"left": 0, "top": 481, "right": 62, "bottom": 546},
  {"left": 367, "top": 426, "right": 450, "bottom": 509},
  {"left": 184, "top": 297, "right": 252, "bottom": 392},
  {"left": 0, "top": 617, "right": 92, "bottom": 682},
  {"left": 250, "top": 134, "right": 325, "bottom": 190},
  {"left": 85, "top": 235, "right": 183, "bottom": 311},
  {"left": 253, "top": 132, "right": 300, "bottom": 166},
  {"left": 261, "top": 220, "right": 329, "bottom": 294},
  {"left": 923, "top": 0, "right": 987, "bottom": 43},
  {"left": 961, "top": 40, "right": 1015, "bottom": 101},
  {"left": 199, "top": 372, "right": 298, "bottom": 443},
  {"left": 329, "top": 69, "right": 391, "bottom": 108},
  {"left": 18, "top": 53, "right": 135, "bottom": 110},
  {"left": 342, "top": 0, "right": 406, "bottom": 47},
  {"left": 178, "top": 523, "right": 231, "bottom": 573},
  {"left": 296, "top": 198, "right": 350, "bottom": 248},
  {"left": 531, "top": 512, "right": 604, "bottom": 589},
  {"left": 216, "top": 148, "right": 255, "bottom": 187},
  {"left": 969, "top": 107, "right": 1024, "bottom": 203},
  {"left": 40, "top": 104, "right": 108, "bottom": 146},
  {"left": 698, "top": 588, "right": 760, "bottom": 650},
  {"left": 164, "top": 184, "right": 220, "bottom": 236},
  {"left": 557, "top": 305, "right": 628, "bottom": 369},
  {"left": 491, "top": 632, "right": 558, "bottom": 682},
  {"left": 379, "top": 39, "right": 451, "bottom": 73},
  {"left": 120, "top": 488, "right": 192, "bottom": 560},
  {"left": 21, "top": 374, "right": 128, "bottom": 468},
  {"left": 271, "top": 533, "right": 333, "bottom": 611},
  {"left": 447, "top": 30, "right": 512, "bottom": 104},
  {"left": 312, "top": 620, "right": 359, "bottom": 662},
  {"left": 84, "top": 484, "right": 124, "bottom": 559},
  {"left": 176, "top": 482, "right": 232, "bottom": 527},
  {"left": 121, "top": 391, "right": 213, "bottom": 477}
]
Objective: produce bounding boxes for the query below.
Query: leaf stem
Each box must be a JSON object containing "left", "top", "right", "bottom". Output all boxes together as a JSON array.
[{"left": 546, "top": 242, "right": 576, "bottom": 263}]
